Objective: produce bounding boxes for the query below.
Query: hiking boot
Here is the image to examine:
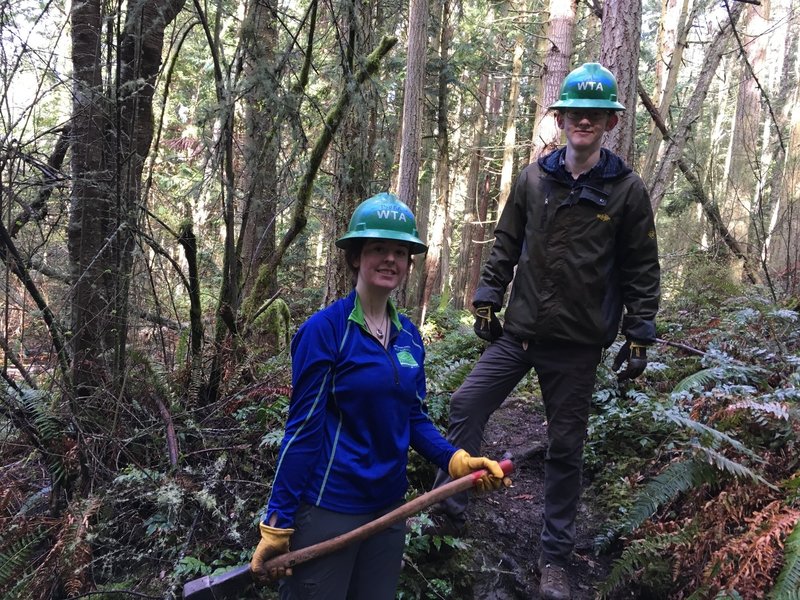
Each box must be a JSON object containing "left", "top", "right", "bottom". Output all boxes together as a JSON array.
[
  {"left": 538, "top": 555, "right": 571, "bottom": 600},
  {"left": 406, "top": 510, "right": 466, "bottom": 537}
]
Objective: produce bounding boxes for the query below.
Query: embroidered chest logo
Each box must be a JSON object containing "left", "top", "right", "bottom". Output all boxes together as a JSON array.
[
  {"left": 395, "top": 349, "right": 419, "bottom": 368},
  {"left": 596, "top": 213, "right": 611, "bottom": 222}
]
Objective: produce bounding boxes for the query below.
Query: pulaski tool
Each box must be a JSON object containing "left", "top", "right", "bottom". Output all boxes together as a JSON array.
[{"left": 183, "top": 457, "right": 514, "bottom": 599}]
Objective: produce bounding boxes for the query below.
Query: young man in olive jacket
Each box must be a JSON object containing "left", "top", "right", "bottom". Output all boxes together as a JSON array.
[{"left": 429, "top": 63, "right": 660, "bottom": 600}]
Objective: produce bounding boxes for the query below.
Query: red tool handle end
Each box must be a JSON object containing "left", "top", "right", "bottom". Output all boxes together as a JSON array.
[{"left": 469, "top": 458, "right": 514, "bottom": 482}]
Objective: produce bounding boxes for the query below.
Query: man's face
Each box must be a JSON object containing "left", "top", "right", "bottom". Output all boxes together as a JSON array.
[{"left": 556, "top": 109, "right": 619, "bottom": 153}]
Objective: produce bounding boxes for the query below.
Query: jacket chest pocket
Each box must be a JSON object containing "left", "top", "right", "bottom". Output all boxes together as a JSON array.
[{"left": 559, "top": 202, "right": 618, "bottom": 255}]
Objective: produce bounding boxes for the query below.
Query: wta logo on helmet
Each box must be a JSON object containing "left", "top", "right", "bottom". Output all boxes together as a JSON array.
[
  {"left": 376, "top": 208, "right": 410, "bottom": 223},
  {"left": 577, "top": 81, "right": 605, "bottom": 92}
]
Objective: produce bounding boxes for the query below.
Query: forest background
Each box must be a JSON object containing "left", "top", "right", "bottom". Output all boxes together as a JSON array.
[{"left": 2, "top": 0, "right": 800, "bottom": 596}]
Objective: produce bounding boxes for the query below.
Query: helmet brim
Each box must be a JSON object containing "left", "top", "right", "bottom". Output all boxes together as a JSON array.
[
  {"left": 549, "top": 99, "right": 626, "bottom": 111},
  {"left": 335, "top": 230, "right": 428, "bottom": 255}
]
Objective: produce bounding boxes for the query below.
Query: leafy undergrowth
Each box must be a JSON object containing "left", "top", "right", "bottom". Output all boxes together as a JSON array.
[
  {"left": 587, "top": 292, "right": 800, "bottom": 599},
  {"left": 2, "top": 287, "right": 800, "bottom": 599}
]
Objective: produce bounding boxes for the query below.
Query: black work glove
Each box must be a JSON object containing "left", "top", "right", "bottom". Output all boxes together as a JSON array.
[
  {"left": 473, "top": 303, "right": 502, "bottom": 342},
  {"left": 613, "top": 340, "right": 648, "bottom": 381}
]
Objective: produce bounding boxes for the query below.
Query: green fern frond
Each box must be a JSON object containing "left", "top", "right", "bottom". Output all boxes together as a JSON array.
[
  {"left": 17, "top": 388, "right": 71, "bottom": 485},
  {"left": 714, "top": 591, "right": 743, "bottom": 599},
  {"left": 692, "top": 445, "right": 775, "bottom": 489},
  {"left": 19, "top": 388, "right": 64, "bottom": 444},
  {"left": 595, "top": 458, "right": 716, "bottom": 551},
  {"left": 673, "top": 368, "right": 721, "bottom": 393},
  {"left": 0, "top": 527, "right": 48, "bottom": 594},
  {"left": 598, "top": 529, "right": 692, "bottom": 598},
  {"left": 663, "top": 409, "right": 760, "bottom": 461},
  {"left": 429, "top": 358, "right": 474, "bottom": 394},
  {"left": 770, "top": 517, "right": 800, "bottom": 599},
  {"left": 672, "top": 362, "right": 767, "bottom": 394},
  {"left": 625, "top": 388, "right": 651, "bottom": 404}
]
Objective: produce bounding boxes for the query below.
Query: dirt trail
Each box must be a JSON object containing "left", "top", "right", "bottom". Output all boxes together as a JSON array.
[{"left": 459, "top": 395, "right": 613, "bottom": 599}]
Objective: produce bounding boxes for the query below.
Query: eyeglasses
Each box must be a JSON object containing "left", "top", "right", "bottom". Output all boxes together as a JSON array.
[{"left": 562, "top": 110, "right": 612, "bottom": 123}]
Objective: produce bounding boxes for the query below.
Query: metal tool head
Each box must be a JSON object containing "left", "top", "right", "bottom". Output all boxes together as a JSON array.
[{"left": 183, "top": 564, "right": 254, "bottom": 600}]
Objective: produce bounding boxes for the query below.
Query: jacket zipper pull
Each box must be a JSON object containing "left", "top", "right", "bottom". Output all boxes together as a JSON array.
[{"left": 541, "top": 197, "right": 549, "bottom": 228}]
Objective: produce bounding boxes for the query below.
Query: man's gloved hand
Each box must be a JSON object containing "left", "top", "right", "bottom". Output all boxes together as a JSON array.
[
  {"left": 474, "top": 303, "right": 502, "bottom": 342},
  {"left": 250, "top": 522, "right": 295, "bottom": 582},
  {"left": 613, "top": 340, "right": 648, "bottom": 381},
  {"left": 448, "top": 449, "right": 512, "bottom": 491}
]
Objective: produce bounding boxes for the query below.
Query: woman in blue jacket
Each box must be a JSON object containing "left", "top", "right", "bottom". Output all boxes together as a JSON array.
[{"left": 250, "top": 192, "right": 509, "bottom": 599}]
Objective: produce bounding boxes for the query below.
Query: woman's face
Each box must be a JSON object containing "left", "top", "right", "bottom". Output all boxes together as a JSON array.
[{"left": 354, "top": 239, "right": 411, "bottom": 292}]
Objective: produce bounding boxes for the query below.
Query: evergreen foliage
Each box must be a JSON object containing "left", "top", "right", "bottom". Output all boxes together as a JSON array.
[{"left": 771, "top": 520, "right": 800, "bottom": 599}]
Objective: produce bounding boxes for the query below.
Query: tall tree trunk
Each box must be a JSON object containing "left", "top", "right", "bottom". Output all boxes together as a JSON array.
[
  {"left": 640, "top": 0, "right": 695, "bottom": 176},
  {"left": 324, "top": 0, "right": 376, "bottom": 304},
  {"left": 418, "top": 0, "right": 452, "bottom": 322},
  {"left": 647, "top": 1, "right": 745, "bottom": 213},
  {"left": 496, "top": 29, "right": 524, "bottom": 218},
  {"left": 724, "top": 2, "right": 769, "bottom": 278},
  {"left": 600, "top": 0, "right": 642, "bottom": 164},
  {"left": 240, "top": 0, "right": 279, "bottom": 300},
  {"left": 757, "top": 4, "right": 794, "bottom": 282},
  {"left": 455, "top": 71, "right": 489, "bottom": 309},
  {"left": 69, "top": 0, "right": 185, "bottom": 397},
  {"left": 70, "top": 0, "right": 110, "bottom": 398},
  {"left": 529, "top": 0, "right": 576, "bottom": 162},
  {"left": 397, "top": 0, "right": 428, "bottom": 208}
]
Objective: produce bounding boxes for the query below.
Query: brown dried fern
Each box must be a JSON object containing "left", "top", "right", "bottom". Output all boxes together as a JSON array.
[
  {"left": 701, "top": 500, "right": 800, "bottom": 598},
  {"left": 58, "top": 496, "right": 101, "bottom": 598}
]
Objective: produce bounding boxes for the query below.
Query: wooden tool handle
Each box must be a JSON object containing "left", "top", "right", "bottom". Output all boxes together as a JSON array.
[
  {"left": 263, "top": 458, "right": 513, "bottom": 570},
  {"left": 183, "top": 458, "right": 513, "bottom": 599}
]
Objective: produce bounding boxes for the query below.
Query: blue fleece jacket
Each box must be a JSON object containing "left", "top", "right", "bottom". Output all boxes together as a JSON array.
[{"left": 265, "top": 290, "right": 456, "bottom": 529}]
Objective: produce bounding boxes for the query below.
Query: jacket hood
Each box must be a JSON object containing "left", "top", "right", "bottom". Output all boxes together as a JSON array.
[{"left": 538, "top": 147, "right": 632, "bottom": 181}]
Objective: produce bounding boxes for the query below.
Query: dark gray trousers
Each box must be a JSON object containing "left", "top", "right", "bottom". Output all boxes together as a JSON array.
[
  {"left": 432, "top": 333, "right": 601, "bottom": 565},
  {"left": 279, "top": 503, "right": 405, "bottom": 600}
]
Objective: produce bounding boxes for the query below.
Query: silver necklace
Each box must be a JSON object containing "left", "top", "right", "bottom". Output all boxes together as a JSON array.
[{"left": 365, "top": 313, "right": 387, "bottom": 339}]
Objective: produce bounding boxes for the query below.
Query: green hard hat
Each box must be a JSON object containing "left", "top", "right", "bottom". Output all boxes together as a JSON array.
[
  {"left": 335, "top": 192, "right": 428, "bottom": 255},
  {"left": 549, "top": 62, "right": 626, "bottom": 111}
]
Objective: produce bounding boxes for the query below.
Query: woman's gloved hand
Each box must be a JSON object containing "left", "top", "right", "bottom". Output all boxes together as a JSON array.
[
  {"left": 250, "top": 522, "right": 295, "bottom": 582},
  {"left": 448, "top": 449, "right": 512, "bottom": 491}
]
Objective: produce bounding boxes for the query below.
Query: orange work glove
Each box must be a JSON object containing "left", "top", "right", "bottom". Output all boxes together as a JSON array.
[
  {"left": 448, "top": 449, "right": 511, "bottom": 491},
  {"left": 250, "top": 522, "right": 294, "bottom": 583}
]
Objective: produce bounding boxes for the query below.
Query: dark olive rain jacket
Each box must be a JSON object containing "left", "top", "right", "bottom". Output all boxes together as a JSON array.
[{"left": 474, "top": 147, "right": 660, "bottom": 348}]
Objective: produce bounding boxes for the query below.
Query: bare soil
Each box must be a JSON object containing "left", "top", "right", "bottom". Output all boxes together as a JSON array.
[{"left": 450, "top": 395, "right": 615, "bottom": 599}]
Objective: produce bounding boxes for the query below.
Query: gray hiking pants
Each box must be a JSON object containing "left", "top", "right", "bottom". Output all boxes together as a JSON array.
[
  {"left": 432, "top": 333, "right": 601, "bottom": 565},
  {"left": 279, "top": 502, "right": 405, "bottom": 600}
]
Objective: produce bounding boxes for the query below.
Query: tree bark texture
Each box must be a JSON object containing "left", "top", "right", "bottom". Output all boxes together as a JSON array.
[
  {"left": 496, "top": 33, "right": 523, "bottom": 219},
  {"left": 453, "top": 72, "right": 489, "bottom": 309},
  {"left": 69, "top": 0, "right": 186, "bottom": 396},
  {"left": 324, "top": 0, "right": 377, "bottom": 304},
  {"left": 638, "top": 82, "right": 758, "bottom": 284},
  {"left": 397, "top": 0, "right": 428, "bottom": 208},
  {"left": 529, "top": 0, "right": 575, "bottom": 162},
  {"left": 600, "top": 0, "right": 642, "bottom": 164},
  {"left": 240, "top": 0, "right": 280, "bottom": 299},
  {"left": 724, "top": 2, "right": 769, "bottom": 265},
  {"left": 417, "top": 0, "right": 452, "bottom": 322},
  {"left": 760, "top": 13, "right": 796, "bottom": 276},
  {"left": 69, "top": 0, "right": 110, "bottom": 397}
]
